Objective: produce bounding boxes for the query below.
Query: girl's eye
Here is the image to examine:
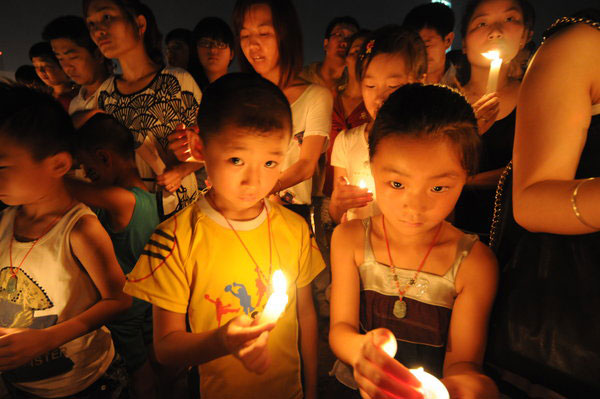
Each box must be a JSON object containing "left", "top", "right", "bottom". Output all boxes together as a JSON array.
[
  {"left": 103, "top": 14, "right": 112, "bottom": 22},
  {"left": 477, "top": 21, "right": 487, "bottom": 28},
  {"left": 431, "top": 186, "right": 449, "bottom": 193},
  {"left": 229, "top": 157, "right": 243, "bottom": 165},
  {"left": 388, "top": 85, "right": 400, "bottom": 89},
  {"left": 390, "top": 181, "right": 404, "bottom": 189},
  {"left": 265, "top": 160, "right": 278, "bottom": 168}
]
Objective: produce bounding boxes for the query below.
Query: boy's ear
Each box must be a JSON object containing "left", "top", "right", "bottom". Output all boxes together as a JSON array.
[
  {"left": 443, "top": 32, "right": 455, "bottom": 50},
  {"left": 95, "top": 149, "right": 112, "bottom": 167},
  {"left": 193, "top": 135, "right": 206, "bottom": 162},
  {"left": 48, "top": 152, "right": 73, "bottom": 178}
]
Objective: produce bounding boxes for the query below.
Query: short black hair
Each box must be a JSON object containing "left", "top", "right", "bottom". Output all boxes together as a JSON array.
[
  {"left": 14, "top": 65, "right": 45, "bottom": 88},
  {"left": 166, "top": 28, "right": 192, "bottom": 45},
  {"left": 192, "top": 17, "right": 235, "bottom": 50},
  {"left": 461, "top": 0, "right": 535, "bottom": 37},
  {"left": 357, "top": 25, "right": 427, "bottom": 82},
  {"left": 42, "top": 15, "right": 98, "bottom": 54},
  {"left": 370, "top": 83, "right": 480, "bottom": 176},
  {"left": 74, "top": 113, "right": 135, "bottom": 160},
  {"left": 0, "top": 81, "right": 74, "bottom": 160},
  {"left": 29, "top": 42, "right": 58, "bottom": 62},
  {"left": 196, "top": 73, "right": 291, "bottom": 142},
  {"left": 403, "top": 2, "right": 455, "bottom": 38},
  {"left": 324, "top": 16, "right": 360, "bottom": 39}
]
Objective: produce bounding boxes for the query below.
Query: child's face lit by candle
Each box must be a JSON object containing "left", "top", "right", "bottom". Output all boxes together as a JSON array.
[
  {"left": 199, "top": 125, "right": 288, "bottom": 218},
  {"left": 361, "top": 53, "right": 413, "bottom": 121},
  {"left": 463, "top": 0, "right": 527, "bottom": 68},
  {"left": 370, "top": 136, "right": 467, "bottom": 235}
]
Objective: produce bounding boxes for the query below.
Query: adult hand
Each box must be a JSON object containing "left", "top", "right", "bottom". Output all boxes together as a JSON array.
[
  {"left": 331, "top": 176, "right": 373, "bottom": 214},
  {"left": 219, "top": 315, "right": 275, "bottom": 375},
  {"left": 0, "top": 328, "right": 52, "bottom": 370},
  {"left": 442, "top": 373, "right": 499, "bottom": 399},
  {"left": 472, "top": 93, "right": 500, "bottom": 135},
  {"left": 168, "top": 124, "right": 202, "bottom": 162},
  {"left": 353, "top": 329, "right": 423, "bottom": 399}
]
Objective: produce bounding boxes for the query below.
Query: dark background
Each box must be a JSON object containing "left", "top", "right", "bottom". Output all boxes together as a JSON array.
[{"left": 0, "top": 0, "right": 598, "bottom": 74}]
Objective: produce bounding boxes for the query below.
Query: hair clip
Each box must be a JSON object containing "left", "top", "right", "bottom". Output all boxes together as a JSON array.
[{"left": 365, "top": 39, "right": 375, "bottom": 55}]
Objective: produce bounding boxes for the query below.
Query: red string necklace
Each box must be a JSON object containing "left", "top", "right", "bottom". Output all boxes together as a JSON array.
[
  {"left": 208, "top": 193, "right": 273, "bottom": 288},
  {"left": 7, "top": 206, "right": 71, "bottom": 293},
  {"left": 381, "top": 216, "right": 443, "bottom": 318}
]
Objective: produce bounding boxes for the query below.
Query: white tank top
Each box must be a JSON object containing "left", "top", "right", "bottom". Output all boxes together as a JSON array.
[{"left": 0, "top": 203, "right": 114, "bottom": 397}]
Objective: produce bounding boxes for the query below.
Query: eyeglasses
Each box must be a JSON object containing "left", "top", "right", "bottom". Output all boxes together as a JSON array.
[{"left": 197, "top": 39, "right": 229, "bottom": 49}]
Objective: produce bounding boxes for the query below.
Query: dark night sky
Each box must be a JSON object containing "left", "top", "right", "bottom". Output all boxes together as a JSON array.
[{"left": 0, "top": 0, "right": 598, "bottom": 74}]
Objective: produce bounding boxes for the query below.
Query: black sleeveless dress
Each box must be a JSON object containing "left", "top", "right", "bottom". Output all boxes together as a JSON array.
[{"left": 487, "top": 16, "right": 600, "bottom": 395}]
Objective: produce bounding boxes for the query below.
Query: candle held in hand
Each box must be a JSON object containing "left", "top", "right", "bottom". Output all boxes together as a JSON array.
[
  {"left": 381, "top": 333, "right": 397, "bottom": 358},
  {"left": 258, "top": 270, "right": 288, "bottom": 324},
  {"left": 482, "top": 51, "right": 503, "bottom": 94},
  {"left": 409, "top": 367, "right": 450, "bottom": 399}
]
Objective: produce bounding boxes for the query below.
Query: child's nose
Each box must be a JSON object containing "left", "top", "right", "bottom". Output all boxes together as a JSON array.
[
  {"left": 241, "top": 166, "right": 260, "bottom": 187},
  {"left": 402, "top": 190, "right": 428, "bottom": 213}
]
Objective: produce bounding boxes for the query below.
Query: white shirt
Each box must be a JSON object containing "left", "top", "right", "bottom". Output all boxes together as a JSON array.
[
  {"left": 280, "top": 84, "right": 332, "bottom": 205},
  {"left": 331, "top": 123, "right": 380, "bottom": 220}
]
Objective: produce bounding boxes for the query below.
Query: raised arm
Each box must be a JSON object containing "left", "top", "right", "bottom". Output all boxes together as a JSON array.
[{"left": 513, "top": 23, "right": 600, "bottom": 234}]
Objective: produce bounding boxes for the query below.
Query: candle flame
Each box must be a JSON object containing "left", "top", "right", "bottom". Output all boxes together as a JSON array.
[
  {"left": 358, "top": 179, "right": 367, "bottom": 189},
  {"left": 482, "top": 50, "right": 501, "bottom": 61},
  {"left": 409, "top": 367, "right": 450, "bottom": 399}
]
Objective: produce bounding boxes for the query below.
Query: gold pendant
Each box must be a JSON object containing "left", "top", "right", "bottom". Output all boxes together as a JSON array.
[
  {"left": 393, "top": 299, "right": 407, "bottom": 318},
  {"left": 6, "top": 275, "right": 17, "bottom": 293}
]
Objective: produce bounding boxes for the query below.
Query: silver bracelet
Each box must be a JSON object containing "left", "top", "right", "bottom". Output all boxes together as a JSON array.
[{"left": 571, "top": 177, "right": 599, "bottom": 230}]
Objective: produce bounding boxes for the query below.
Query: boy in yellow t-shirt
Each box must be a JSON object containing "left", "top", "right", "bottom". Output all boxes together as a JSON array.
[{"left": 124, "top": 73, "right": 324, "bottom": 399}]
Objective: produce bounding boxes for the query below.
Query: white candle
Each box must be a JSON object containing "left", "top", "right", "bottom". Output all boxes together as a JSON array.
[
  {"left": 482, "top": 50, "right": 502, "bottom": 94},
  {"left": 381, "top": 333, "right": 398, "bottom": 358},
  {"left": 409, "top": 367, "right": 450, "bottom": 399},
  {"left": 258, "top": 270, "right": 288, "bottom": 324},
  {"left": 380, "top": 333, "right": 449, "bottom": 399}
]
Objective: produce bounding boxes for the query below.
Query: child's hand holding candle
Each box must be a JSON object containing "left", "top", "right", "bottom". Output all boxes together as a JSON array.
[{"left": 379, "top": 330, "right": 450, "bottom": 399}]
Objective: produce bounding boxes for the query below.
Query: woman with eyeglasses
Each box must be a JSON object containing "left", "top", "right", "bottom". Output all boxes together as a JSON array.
[{"left": 192, "top": 17, "right": 235, "bottom": 90}]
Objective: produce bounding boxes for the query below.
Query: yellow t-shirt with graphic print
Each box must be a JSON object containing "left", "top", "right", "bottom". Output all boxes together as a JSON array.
[{"left": 123, "top": 195, "right": 325, "bottom": 399}]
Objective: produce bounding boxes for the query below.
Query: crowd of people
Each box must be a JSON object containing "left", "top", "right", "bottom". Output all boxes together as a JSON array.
[{"left": 0, "top": 0, "right": 599, "bottom": 398}]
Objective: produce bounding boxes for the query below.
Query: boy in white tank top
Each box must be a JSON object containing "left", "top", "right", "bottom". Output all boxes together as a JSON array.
[{"left": 0, "top": 82, "right": 131, "bottom": 398}]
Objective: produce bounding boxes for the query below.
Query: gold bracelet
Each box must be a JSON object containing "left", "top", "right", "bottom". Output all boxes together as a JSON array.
[{"left": 571, "top": 177, "right": 599, "bottom": 230}]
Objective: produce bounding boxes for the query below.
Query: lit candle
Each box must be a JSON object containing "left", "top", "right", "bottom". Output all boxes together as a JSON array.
[
  {"left": 409, "top": 367, "right": 450, "bottom": 399},
  {"left": 358, "top": 179, "right": 367, "bottom": 189},
  {"left": 482, "top": 50, "right": 502, "bottom": 94},
  {"left": 258, "top": 270, "right": 288, "bottom": 324},
  {"left": 380, "top": 333, "right": 449, "bottom": 399}
]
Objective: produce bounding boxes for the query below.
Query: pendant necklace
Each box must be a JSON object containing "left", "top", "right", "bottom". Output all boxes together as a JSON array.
[
  {"left": 7, "top": 206, "right": 70, "bottom": 293},
  {"left": 209, "top": 193, "right": 273, "bottom": 291},
  {"left": 381, "top": 216, "right": 443, "bottom": 319}
]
